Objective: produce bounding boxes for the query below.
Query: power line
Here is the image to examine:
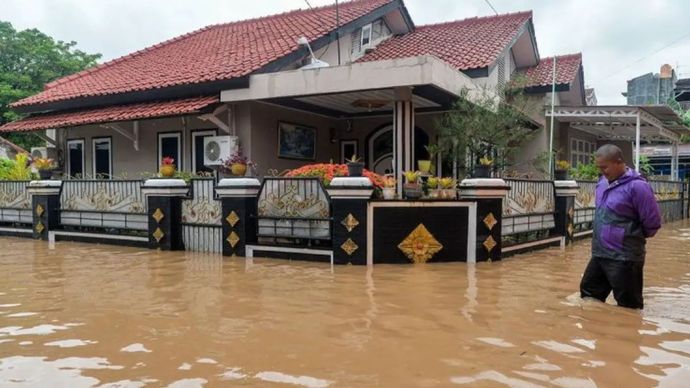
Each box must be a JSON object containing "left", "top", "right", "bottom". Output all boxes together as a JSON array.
[
  {"left": 595, "top": 29, "right": 690, "bottom": 83},
  {"left": 483, "top": 0, "right": 498, "bottom": 15}
]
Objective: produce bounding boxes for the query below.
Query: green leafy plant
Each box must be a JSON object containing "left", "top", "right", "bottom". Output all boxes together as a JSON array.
[
  {"left": 0, "top": 153, "right": 32, "bottom": 180},
  {"left": 426, "top": 176, "right": 439, "bottom": 189},
  {"left": 403, "top": 170, "right": 420, "bottom": 184},
  {"left": 639, "top": 155, "right": 655, "bottom": 177},
  {"left": 555, "top": 160, "right": 570, "bottom": 171},
  {"left": 570, "top": 157, "right": 599, "bottom": 180}
]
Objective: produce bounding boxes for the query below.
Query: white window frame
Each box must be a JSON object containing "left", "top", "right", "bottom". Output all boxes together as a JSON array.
[
  {"left": 570, "top": 138, "right": 596, "bottom": 167},
  {"left": 158, "top": 132, "right": 182, "bottom": 172},
  {"left": 361, "top": 23, "right": 372, "bottom": 48},
  {"left": 191, "top": 130, "right": 216, "bottom": 173},
  {"left": 92, "top": 137, "right": 112, "bottom": 179},
  {"left": 66, "top": 139, "right": 85, "bottom": 179}
]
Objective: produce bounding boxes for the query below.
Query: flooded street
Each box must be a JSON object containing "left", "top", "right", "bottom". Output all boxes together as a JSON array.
[{"left": 1, "top": 222, "right": 690, "bottom": 387}]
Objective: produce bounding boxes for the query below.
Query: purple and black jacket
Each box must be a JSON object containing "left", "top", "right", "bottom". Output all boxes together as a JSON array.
[{"left": 592, "top": 169, "right": 661, "bottom": 262}]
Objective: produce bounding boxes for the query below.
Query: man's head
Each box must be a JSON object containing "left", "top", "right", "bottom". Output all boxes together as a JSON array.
[{"left": 595, "top": 144, "right": 627, "bottom": 181}]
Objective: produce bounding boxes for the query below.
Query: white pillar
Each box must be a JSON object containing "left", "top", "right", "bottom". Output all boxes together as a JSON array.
[
  {"left": 672, "top": 142, "right": 679, "bottom": 180},
  {"left": 393, "top": 87, "right": 414, "bottom": 195},
  {"left": 635, "top": 112, "right": 641, "bottom": 171}
]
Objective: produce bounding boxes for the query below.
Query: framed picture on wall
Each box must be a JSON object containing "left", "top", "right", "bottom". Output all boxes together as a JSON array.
[
  {"left": 340, "top": 139, "right": 358, "bottom": 164},
  {"left": 277, "top": 121, "right": 317, "bottom": 160}
]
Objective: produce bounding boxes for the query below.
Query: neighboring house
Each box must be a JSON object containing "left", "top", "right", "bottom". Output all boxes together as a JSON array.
[
  {"left": 585, "top": 88, "right": 597, "bottom": 106},
  {"left": 622, "top": 64, "right": 677, "bottom": 105},
  {"left": 1, "top": 0, "right": 676, "bottom": 180},
  {"left": 673, "top": 78, "right": 690, "bottom": 110},
  {"left": 640, "top": 144, "right": 690, "bottom": 179},
  {"left": 0, "top": 136, "right": 27, "bottom": 159}
]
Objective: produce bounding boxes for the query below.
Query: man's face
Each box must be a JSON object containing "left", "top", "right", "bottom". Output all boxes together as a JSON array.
[{"left": 596, "top": 156, "right": 626, "bottom": 181}]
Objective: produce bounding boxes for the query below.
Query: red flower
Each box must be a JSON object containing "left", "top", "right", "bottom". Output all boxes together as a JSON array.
[
  {"left": 286, "top": 163, "right": 384, "bottom": 188},
  {"left": 161, "top": 157, "right": 175, "bottom": 165}
]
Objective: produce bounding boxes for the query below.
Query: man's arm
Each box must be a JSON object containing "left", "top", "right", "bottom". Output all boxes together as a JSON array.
[{"left": 631, "top": 181, "right": 662, "bottom": 238}]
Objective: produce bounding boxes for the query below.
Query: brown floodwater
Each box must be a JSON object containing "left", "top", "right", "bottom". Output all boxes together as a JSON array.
[{"left": 1, "top": 222, "right": 690, "bottom": 387}]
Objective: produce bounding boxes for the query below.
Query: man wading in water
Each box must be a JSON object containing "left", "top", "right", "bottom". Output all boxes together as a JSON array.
[{"left": 580, "top": 144, "right": 661, "bottom": 309}]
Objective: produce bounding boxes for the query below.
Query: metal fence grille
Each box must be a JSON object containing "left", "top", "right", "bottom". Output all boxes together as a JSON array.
[
  {"left": 59, "top": 180, "right": 147, "bottom": 231},
  {"left": 182, "top": 178, "right": 222, "bottom": 253},
  {"left": 0, "top": 181, "right": 32, "bottom": 225},
  {"left": 502, "top": 179, "right": 556, "bottom": 236},
  {"left": 574, "top": 181, "right": 597, "bottom": 231},
  {"left": 649, "top": 180, "right": 686, "bottom": 223}
]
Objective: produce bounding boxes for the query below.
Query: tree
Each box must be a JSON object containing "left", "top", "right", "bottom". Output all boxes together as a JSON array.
[
  {"left": 0, "top": 21, "right": 101, "bottom": 150},
  {"left": 436, "top": 77, "right": 540, "bottom": 177}
]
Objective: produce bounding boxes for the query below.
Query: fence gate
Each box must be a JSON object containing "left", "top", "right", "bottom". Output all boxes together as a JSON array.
[{"left": 182, "top": 179, "right": 222, "bottom": 253}]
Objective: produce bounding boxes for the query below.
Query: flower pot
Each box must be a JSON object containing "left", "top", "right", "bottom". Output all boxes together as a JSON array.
[
  {"left": 474, "top": 165, "right": 491, "bottom": 178},
  {"left": 347, "top": 162, "right": 364, "bottom": 177},
  {"left": 38, "top": 170, "right": 52, "bottom": 180},
  {"left": 554, "top": 169, "right": 568, "bottom": 181},
  {"left": 382, "top": 187, "right": 396, "bottom": 200},
  {"left": 417, "top": 160, "right": 431, "bottom": 174},
  {"left": 231, "top": 163, "right": 248, "bottom": 177},
  {"left": 160, "top": 164, "right": 176, "bottom": 178},
  {"left": 403, "top": 183, "right": 422, "bottom": 200},
  {"left": 442, "top": 188, "right": 457, "bottom": 199},
  {"left": 427, "top": 188, "right": 440, "bottom": 199}
]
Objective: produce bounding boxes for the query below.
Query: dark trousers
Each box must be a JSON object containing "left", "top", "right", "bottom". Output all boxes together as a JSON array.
[{"left": 580, "top": 257, "right": 644, "bottom": 309}]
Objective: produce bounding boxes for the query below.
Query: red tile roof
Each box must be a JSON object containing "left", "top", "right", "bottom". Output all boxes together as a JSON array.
[
  {"left": 358, "top": 11, "right": 532, "bottom": 70},
  {"left": 0, "top": 96, "right": 218, "bottom": 133},
  {"left": 12, "top": 0, "right": 393, "bottom": 109},
  {"left": 0, "top": 136, "right": 27, "bottom": 153},
  {"left": 520, "top": 53, "right": 582, "bottom": 87}
]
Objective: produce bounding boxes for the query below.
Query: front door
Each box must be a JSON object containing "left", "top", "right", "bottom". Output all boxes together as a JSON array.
[{"left": 367, "top": 125, "right": 429, "bottom": 175}]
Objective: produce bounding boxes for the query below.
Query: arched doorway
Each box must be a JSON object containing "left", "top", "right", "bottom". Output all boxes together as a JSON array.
[{"left": 366, "top": 124, "right": 429, "bottom": 175}]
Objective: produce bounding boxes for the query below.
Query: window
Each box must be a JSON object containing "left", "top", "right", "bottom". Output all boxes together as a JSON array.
[
  {"left": 92, "top": 137, "right": 112, "bottom": 179},
  {"left": 66, "top": 139, "right": 85, "bottom": 179},
  {"left": 192, "top": 130, "right": 216, "bottom": 173},
  {"left": 570, "top": 138, "right": 596, "bottom": 167},
  {"left": 361, "top": 23, "right": 372, "bottom": 48},
  {"left": 158, "top": 132, "right": 182, "bottom": 171}
]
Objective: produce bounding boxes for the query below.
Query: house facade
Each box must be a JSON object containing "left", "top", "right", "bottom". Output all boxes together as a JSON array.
[{"left": 1, "top": 0, "right": 597, "bottom": 179}]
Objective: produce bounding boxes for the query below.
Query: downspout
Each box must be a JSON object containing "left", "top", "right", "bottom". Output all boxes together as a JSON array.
[{"left": 548, "top": 57, "right": 557, "bottom": 179}]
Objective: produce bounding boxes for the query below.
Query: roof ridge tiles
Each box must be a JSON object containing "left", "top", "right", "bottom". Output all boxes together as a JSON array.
[{"left": 416, "top": 10, "right": 531, "bottom": 29}]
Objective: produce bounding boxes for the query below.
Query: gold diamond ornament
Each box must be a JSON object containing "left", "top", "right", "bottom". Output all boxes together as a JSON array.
[
  {"left": 35, "top": 204, "right": 45, "bottom": 217},
  {"left": 152, "top": 208, "right": 165, "bottom": 223},
  {"left": 227, "top": 231, "right": 240, "bottom": 248},
  {"left": 397, "top": 224, "right": 443, "bottom": 264},
  {"left": 152, "top": 227, "right": 165, "bottom": 243},
  {"left": 226, "top": 211, "right": 240, "bottom": 227},
  {"left": 341, "top": 238, "right": 358, "bottom": 256},
  {"left": 341, "top": 213, "right": 359, "bottom": 232},
  {"left": 483, "top": 212, "right": 497, "bottom": 231},
  {"left": 483, "top": 235, "right": 497, "bottom": 253},
  {"left": 35, "top": 221, "right": 45, "bottom": 234}
]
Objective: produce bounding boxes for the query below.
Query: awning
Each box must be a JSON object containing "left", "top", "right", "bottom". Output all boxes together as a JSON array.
[{"left": 0, "top": 96, "right": 219, "bottom": 133}]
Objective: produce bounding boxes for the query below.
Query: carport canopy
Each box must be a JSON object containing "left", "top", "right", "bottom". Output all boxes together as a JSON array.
[{"left": 546, "top": 105, "right": 690, "bottom": 179}]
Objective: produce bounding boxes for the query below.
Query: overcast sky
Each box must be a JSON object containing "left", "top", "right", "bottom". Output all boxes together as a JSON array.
[{"left": 5, "top": 0, "right": 690, "bottom": 105}]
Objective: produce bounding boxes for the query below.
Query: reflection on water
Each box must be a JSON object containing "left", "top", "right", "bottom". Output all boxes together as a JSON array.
[{"left": 1, "top": 222, "right": 690, "bottom": 387}]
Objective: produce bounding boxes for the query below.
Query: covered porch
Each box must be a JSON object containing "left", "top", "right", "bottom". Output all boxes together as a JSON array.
[{"left": 546, "top": 105, "right": 688, "bottom": 179}]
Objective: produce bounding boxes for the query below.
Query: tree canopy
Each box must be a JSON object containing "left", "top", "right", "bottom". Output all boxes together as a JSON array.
[{"left": 0, "top": 21, "right": 101, "bottom": 150}]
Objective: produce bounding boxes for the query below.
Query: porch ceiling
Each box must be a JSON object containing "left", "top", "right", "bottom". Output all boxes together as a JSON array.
[
  {"left": 546, "top": 105, "right": 690, "bottom": 143},
  {"left": 220, "top": 55, "right": 474, "bottom": 118}
]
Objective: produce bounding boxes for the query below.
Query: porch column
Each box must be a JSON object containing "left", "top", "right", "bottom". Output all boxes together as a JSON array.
[
  {"left": 635, "top": 112, "right": 641, "bottom": 171},
  {"left": 672, "top": 142, "right": 679, "bottom": 180},
  {"left": 142, "top": 179, "right": 189, "bottom": 251},
  {"left": 459, "top": 178, "right": 510, "bottom": 262},
  {"left": 327, "top": 177, "right": 373, "bottom": 265},
  {"left": 554, "top": 180, "right": 579, "bottom": 245},
  {"left": 215, "top": 178, "right": 260, "bottom": 257},
  {"left": 27, "top": 180, "right": 62, "bottom": 241},
  {"left": 393, "top": 87, "right": 415, "bottom": 195}
]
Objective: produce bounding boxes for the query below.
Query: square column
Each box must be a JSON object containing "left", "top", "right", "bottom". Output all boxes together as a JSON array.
[
  {"left": 459, "top": 178, "right": 510, "bottom": 261},
  {"left": 27, "top": 180, "right": 62, "bottom": 240},
  {"left": 393, "top": 87, "right": 415, "bottom": 195},
  {"left": 141, "top": 179, "right": 189, "bottom": 251},
  {"left": 215, "top": 178, "right": 260, "bottom": 257},
  {"left": 327, "top": 177, "right": 374, "bottom": 265},
  {"left": 554, "top": 180, "right": 579, "bottom": 245}
]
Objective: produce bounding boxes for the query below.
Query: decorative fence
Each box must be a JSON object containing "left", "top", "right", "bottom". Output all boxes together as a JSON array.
[
  {"left": 0, "top": 181, "right": 32, "bottom": 226},
  {"left": 181, "top": 178, "right": 222, "bottom": 253},
  {"left": 60, "top": 180, "right": 147, "bottom": 233},
  {"left": 649, "top": 180, "right": 686, "bottom": 223},
  {"left": 502, "top": 179, "right": 556, "bottom": 242},
  {"left": 256, "top": 177, "right": 331, "bottom": 244},
  {"left": 574, "top": 180, "right": 597, "bottom": 233}
]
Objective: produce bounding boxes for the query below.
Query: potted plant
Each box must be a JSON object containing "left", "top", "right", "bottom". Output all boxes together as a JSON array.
[
  {"left": 426, "top": 176, "right": 440, "bottom": 198},
  {"left": 346, "top": 155, "right": 364, "bottom": 177},
  {"left": 475, "top": 156, "right": 493, "bottom": 178},
  {"left": 159, "top": 157, "right": 176, "bottom": 178},
  {"left": 419, "top": 143, "right": 440, "bottom": 175},
  {"left": 32, "top": 157, "right": 55, "bottom": 180},
  {"left": 382, "top": 176, "right": 396, "bottom": 199},
  {"left": 440, "top": 177, "right": 457, "bottom": 199},
  {"left": 554, "top": 160, "right": 570, "bottom": 180},
  {"left": 402, "top": 170, "right": 422, "bottom": 199}
]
